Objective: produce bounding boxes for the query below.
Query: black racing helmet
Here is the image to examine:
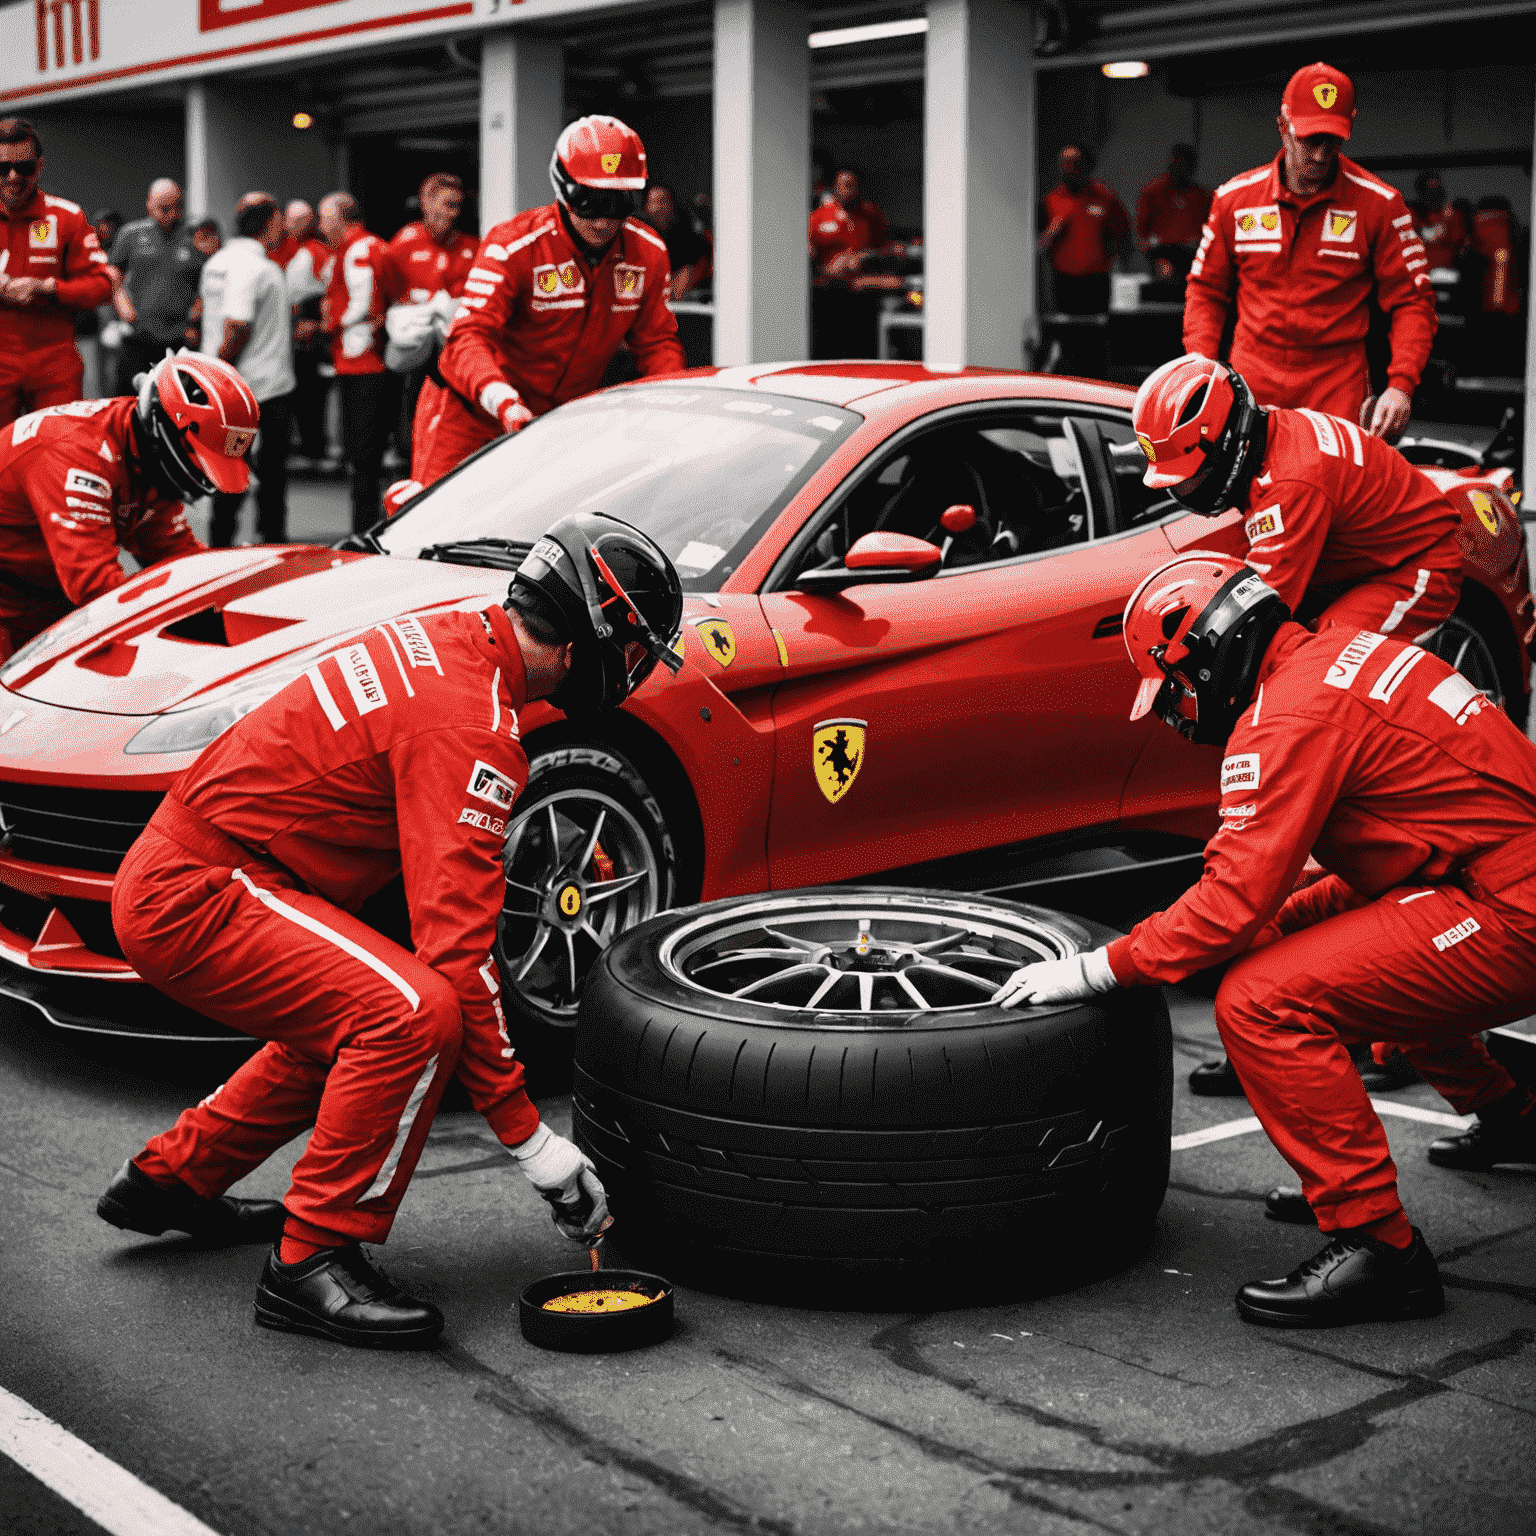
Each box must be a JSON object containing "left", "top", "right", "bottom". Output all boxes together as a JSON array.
[{"left": 508, "top": 513, "right": 683, "bottom": 720}]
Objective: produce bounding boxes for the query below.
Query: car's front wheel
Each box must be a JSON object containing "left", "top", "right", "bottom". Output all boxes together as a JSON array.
[{"left": 496, "top": 746, "right": 678, "bottom": 1045}]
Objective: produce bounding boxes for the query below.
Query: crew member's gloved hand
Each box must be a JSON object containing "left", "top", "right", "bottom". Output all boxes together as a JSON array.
[
  {"left": 1363, "top": 386, "right": 1412, "bottom": 442},
  {"left": 480, "top": 381, "right": 535, "bottom": 436},
  {"left": 508, "top": 1123, "right": 610, "bottom": 1243},
  {"left": 992, "top": 947, "right": 1118, "bottom": 1008}
]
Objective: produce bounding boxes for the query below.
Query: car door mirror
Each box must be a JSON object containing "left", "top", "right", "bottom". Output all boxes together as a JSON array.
[
  {"left": 796, "top": 531, "right": 943, "bottom": 594},
  {"left": 940, "top": 503, "right": 977, "bottom": 534}
]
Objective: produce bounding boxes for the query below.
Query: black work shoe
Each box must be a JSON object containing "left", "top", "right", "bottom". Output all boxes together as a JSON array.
[
  {"left": 255, "top": 1244, "right": 443, "bottom": 1350},
  {"left": 1235, "top": 1227, "right": 1443, "bottom": 1328},
  {"left": 1357, "top": 1049, "right": 1421, "bottom": 1093},
  {"left": 1426, "top": 1115, "right": 1536, "bottom": 1171},
  {"left": 1189, "top": 1056, "right": 1246, "bottom": 1097},
  {"left": 97, "top": 1158, "right": 286, "bottom": 1246},
  {"left": 1264, "top": 1187, "right": 1317, "bottom": 1225}
]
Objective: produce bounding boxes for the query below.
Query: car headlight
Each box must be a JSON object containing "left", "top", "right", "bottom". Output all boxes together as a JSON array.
[
  {"left": 124, "top": 663, "right": 310, "bottom": 756},
  {"left": 0, "top": 605, "right": 98, "bottom": 685}
]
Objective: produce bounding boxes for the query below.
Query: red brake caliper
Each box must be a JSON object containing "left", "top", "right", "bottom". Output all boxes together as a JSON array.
[{"left": 591, "top": 842, "right": 615, "bottom": 884}]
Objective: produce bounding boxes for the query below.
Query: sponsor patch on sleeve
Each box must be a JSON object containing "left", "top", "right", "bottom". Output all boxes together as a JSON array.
[
  {"left": 468, "top": 760, "right": 517, "bottom": 809},
  {"left": 1243, "top": 505, "right": 1284, "bottom": 543},
  {"left": 64, "top": 467, "right": 112, "bottom": 500},
  {"left": 1220, "top": 753, "right": 1261, "bottom": 795},
  {"left": 1427, "top": 672, "right": 1486, "bottom": 725},
  {"left": 388, "top": 616, "right": 443, "bottom": 674},
  {"left": 335, "top": 642, "right": 388, "bottom": 715},
  {"left": 1324, "top": 630, "right": 1386, "bottom": 691},
  {"left": 458, "top": 807, "right": 507, "bottom": 835}
]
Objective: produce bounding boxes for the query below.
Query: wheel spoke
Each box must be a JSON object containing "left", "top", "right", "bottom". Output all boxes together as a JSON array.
[
  {"left": 514, "top": 924, "right": 552, "bottom": 982},
  {"left": 569, "top": 808, "right": 607, "bottom": 879},
  {"left": 911, "top": 929, "right": 972, "bottom": 955},
  {"left": 691, "top": 947, "right": 807, "bottom": 973},
  {"left": 894, "top": 970, "right": 932, "bottom": 1010},
  {"left": 732, "top": 963, "right": 825, "bottom": 999},
  {"left": 579, "top": 919, "right": 610, "bottom": 951},
  {"left": 545, "top": 802, "right": 565, "bottom": 876},
  {"left": 907, "top": 960, "right": 1006, "bottom": 992},
  {"left": 857, "top": 972, "right": 874, "bottom": 1012},
  {"left": 583, "top": 869, "right": 650, "bottom": 903},
  {"left": 563, "top": 929, "right": 579, "bottom": 999},
  {"left": 804, "top": 972, "right": 841, "bottom": 1008},
  {"left": 760, "top": 926, "right": 825, "bottom": 953}
]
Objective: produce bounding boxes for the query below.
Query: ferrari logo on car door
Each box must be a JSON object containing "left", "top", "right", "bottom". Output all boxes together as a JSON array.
[
  {"left": 693, "top": 617, "right": 735, "bottom": 667},
  {"left": 813, "top": 718, "right": 866, "bottom": 804}
]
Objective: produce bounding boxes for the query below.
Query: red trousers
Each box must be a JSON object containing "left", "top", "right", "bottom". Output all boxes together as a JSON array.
[
  {"left": 0, "top": 341, "right": 85, "bottom": 429},
  {"left": 412, "top": 379, "right": 499, "bottom": 487},
  {"left": 113, "top": 817, "right": 464, "bottom": 1244},
  {"left": 1232, "top": 340, "right": 1371, "bottom": 421},
  {"left": 1216, "top": 872, "right": 1534, "bottom": 1232},
  {"left": 1311, "top": 540, "right": 1463, "bottom": 644}
]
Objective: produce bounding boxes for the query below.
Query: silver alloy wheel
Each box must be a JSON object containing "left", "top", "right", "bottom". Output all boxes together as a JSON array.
[
  {"left": 1420, "top": 616, "right": 1504, "bottom": 708},
  {"left": 658, "top": 892, "right": 1083, "bottom": 1018},
  {"left": 501, "top": 787, "right": 660, "bottom": 1024}
]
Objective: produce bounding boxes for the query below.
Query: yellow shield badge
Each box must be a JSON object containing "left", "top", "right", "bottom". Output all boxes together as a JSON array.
[
  {"left": 813, "top": 718, "right": 866, "bottom": 805},
  {"left": 694, "top": 618, "right": 736, "bottom": 668},
  {"left": 1470, "top": 490, "right": 1500, "bottom": 536},
  {"left": 1313, "top": 82, "right": 1338, "bottom": 110},
  {"left": 601, "top": 152, "right": 623, "bottom": 174}
]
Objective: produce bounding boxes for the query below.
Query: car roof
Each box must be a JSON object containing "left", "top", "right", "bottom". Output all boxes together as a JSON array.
[{"left": 653, "top": 361, "right": 1133, "bottom": 412}]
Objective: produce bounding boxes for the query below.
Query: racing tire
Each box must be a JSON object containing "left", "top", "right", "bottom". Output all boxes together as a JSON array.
[
  {"left": 573, "top": 888, "right": 1171, "bottom": 1281},
  {"left": 1419, "top": 584, "right": 1529, "bottom": 734},
  {"left": 496, "top": 746, "right": 678, "bottom": 1088}
]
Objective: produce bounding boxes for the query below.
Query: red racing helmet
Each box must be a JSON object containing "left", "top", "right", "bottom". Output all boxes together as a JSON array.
[
  {"left": 1131, "top": 354, "right": 1266, "bottom": 515},
  {"left": 549, "top": 116, "right": 648, "bottom": 221},
  {"left": 1123, "top": 552, "right": 1289, "bottom": 746},
  {"left": 134, "top": 351, "right": 259, "bottom": 501}
]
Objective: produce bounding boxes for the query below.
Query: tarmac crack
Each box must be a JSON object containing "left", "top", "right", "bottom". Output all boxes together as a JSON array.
[{"left": 436, "top": 1341, "right": 799, "bottom": 1535}]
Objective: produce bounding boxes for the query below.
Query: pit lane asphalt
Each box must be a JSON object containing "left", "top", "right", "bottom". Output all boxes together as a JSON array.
[{"left": 3, "top": 981, "right": 1533, "bottom": 1536}]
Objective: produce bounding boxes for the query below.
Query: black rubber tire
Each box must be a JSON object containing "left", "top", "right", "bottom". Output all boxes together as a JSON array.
[
  {"left": 496, "top": 746, "right": 678, "bottom": 1088},
  {"left": 573, "top": 888, "right": 1171, "bottom": 1271}
]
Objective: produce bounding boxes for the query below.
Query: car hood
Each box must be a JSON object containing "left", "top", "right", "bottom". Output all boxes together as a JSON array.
[{"left": 1, "top": 547, "right": 509, "bottom": 716}]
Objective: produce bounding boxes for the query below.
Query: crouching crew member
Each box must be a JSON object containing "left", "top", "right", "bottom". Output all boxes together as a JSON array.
[
  {"left": 413, "top": 115, "right": 685, "bottom": 487},
  {"left": 1133, "top": 352, "right": 1466, "bottom": 1096},
  {"left": 1184, "top": 63, "right": 1435, "bottom": 438},
  {"left": 0, "top": 352, "right": 249, "bottom": 659},
  {"left": 98, "top": 515, "right": 684, "bottom": 1350},
  {"left": 995, "top": 553, "right": 1536, "bottom": 1329}
]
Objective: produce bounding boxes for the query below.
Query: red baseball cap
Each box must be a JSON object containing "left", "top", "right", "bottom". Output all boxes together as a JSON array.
[{"left": 1282, "top": 62, "right": 1355, "bottom": 140}]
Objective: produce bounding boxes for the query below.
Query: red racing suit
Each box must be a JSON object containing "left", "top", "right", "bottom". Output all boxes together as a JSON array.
[
  {"left": 1136, "top": 173, "right": 1211, "bottom": 251},
  {"left": 415, "top": 204, "right": 685, "bottom": 485},
  {"left": 1185, "top": 154, "right": 1437, "bottom": 419},
  {"left": 1234, "top": 405, "right": 1462, "bottom": 638},
  {"left": 1, "top": 189, "right": 112, "bottom": 428},
  {"left": 386, "top": 221, "right": 478, "bottom": 303},
  {"left": 114, "top": 603, "right": 540, "bottom": 1246},
  {"left": 0, "top": 396, "right": 201, "bottom": 657},
  {"left": 1040, "top": 179, "right": 1130, "bottom": 276},
  {"left": 807, "top": 196, "right": 891, "bottom": 278},
  {"left": 1107, "top": 622, "right": 1536, "bottom": 1231},
  {"left": 324, "top": 226, "right": 390, "bottom": 375}
]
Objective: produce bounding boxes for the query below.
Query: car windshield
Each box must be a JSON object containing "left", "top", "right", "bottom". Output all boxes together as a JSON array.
[{"left": 378, "top": 385, "right": 861, "bottom": 590}]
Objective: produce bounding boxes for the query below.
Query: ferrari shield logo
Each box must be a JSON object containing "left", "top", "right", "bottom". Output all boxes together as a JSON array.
[
  {"left": 1235, "top": 205, "right": 1279, "bottom": 241},
  {"left": 614, "top": 264, "right": 645, "bottom": 299},
  {"left": 693, "top": 617, "right": 735, "bottom": 667},
  {"left": 1313, "top": 82, "right": 1338, "bottom": 110},
  {"left": 1136, "top": 432, "right": 1156, "bottom": 463},
  {"left": 1261, "top": 211, "right": 1279, "bottom": 231},
  {"left": 813, "top": 719, "right": 866, "bottom": 805},
  {"left": 1323, "top": 208, "right": 1358, "bottom": 242},
  {"left": 29, "top": 217, "right": 56, "bottom": 249},
  {"left": 601, "top": 152, "right": 623, "bottom": 175},
  {"left": 1237, "top": 213, "right": 1255, "bottom": 234},
  {"left": 1470, "top": 490, "right": 1500, "bottom": 536},
  {"left": 557, "top": 261, "right": 579, "bottom": 290},
  {"left": 533, "top": 264, "right": 560, "bottom": 296}
]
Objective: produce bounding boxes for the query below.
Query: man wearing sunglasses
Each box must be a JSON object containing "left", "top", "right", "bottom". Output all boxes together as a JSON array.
[
  {"left": 0, "top": 117, "right": 113, "bottom": 429},
  {"left": 412, "top": 115, "right": 685, "bottom": 487},
  {"left": 100, "top": 513, "right": 684, "bottom": 1350}
]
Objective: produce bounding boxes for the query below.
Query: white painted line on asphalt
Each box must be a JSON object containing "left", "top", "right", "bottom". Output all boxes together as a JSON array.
[
  {"left": 1171, "top": 1117, "right": 1262, "bottom": 1151},
  {"left": 0, "top": 1385, "right": 223, "bottom": 1536},
  {"left": 1370, "top": 1098, "right": 1474, "bottom": 1130}
]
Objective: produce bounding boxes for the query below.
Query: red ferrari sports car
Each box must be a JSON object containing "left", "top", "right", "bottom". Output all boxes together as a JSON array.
[{"left": 0, "top": 363, "right": 1526, "bottom": 1041}]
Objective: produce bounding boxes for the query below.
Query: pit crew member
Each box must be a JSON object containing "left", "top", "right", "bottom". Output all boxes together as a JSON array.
[
  {"left": 1136, "top": 143, "right": 1211, "bottom": 281},
  {"left": 98, "top": 515, "right": 685, "bottom": 1350},
  {"left": 1132, "top": 353, "right": 1462, "bottom": 640},
  {"left": 0, "top": 352, "right": 252, "bottom": 658},
  {"left": 995, "top": 553, "right": 1536, "bottom": 1328},
  {"left": 1184, "top": 63, "right": 1436, "bottom": 438},
  {"left": 0, "top": 117, "right": 112, "bottom": 428},
  {"left": 413, "top": 115, "right": 685, "bottom": 487},
  {"left": 386, "top": 173, "right": 477, "bottom": 304}
]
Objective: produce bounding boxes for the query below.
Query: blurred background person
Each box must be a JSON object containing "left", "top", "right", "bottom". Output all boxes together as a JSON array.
[
  {"left": 111, "top": 178, "right": 205, "bottom": 394},
  {"left": 642, "top": 182, "right": 712, "bottom": 299},
  {"left": 1137, "top": 143, "right": 1210, "bottom": 286},
  {"left": 282, "top": 200, "right": 334, "bottom": 470},
  {"left": 0, "top": 117, "right": 111, "bottom": 427},
  {"left": 199, "top": 193, "right": 294, "bottom": 547},
  {"left": 191, "top": 217, "right": 222, "bottom": 260},
  {"left": 809, "top": 168, "right": 894, "bottom": 358},
  {"left": 1412, "top": 170, "right": 1468, "bottom": 271},
  {"left": 1468, "top": 195, "right": 1524, "bottom": 377},
  {"left": 318, "top": 192, "right": 394, "bottom": 532},
  {"left": 1040, "top": 144, "right": 1131, "bottom": 377}
]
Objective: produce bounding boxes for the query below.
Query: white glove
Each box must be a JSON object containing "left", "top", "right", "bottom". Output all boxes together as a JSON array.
[
  {"left": 508, "top": 1122, "right": 610, "bottom": 1244},
  {"left": 992, "top": 947, "right": 1118, "bottom": 1008},
  {"left": 383, "top": 301, "right": 439, "bottom": 372},
  {"left": 479, "top": 381, "right": 534, "bottom": 435}
]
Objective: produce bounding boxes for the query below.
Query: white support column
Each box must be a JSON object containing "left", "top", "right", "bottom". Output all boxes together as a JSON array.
[
  {"left": 481, "top": 31, "right": 564, "bottom": 228},
  {"left": 924, "top": 0, "right": 1036, "bottom": 369},
  {"left": 184, "top": 81, "right": 208, "bottom": 220},
  {"left": 712, "top": 0, "right": 809, "bottom": 366}
]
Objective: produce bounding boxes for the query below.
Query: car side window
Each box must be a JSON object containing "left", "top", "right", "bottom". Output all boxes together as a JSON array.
[
  {"left": 800, "top": 412, "right": 1093, "bottom": 577},
  {"left": 1098, "top": 418, "right": 1181, "bottom": 529}
]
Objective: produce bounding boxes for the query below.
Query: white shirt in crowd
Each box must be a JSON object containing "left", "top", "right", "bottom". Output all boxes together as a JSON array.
[{"left": 198, "top": 236, "right": 296, "bottom": 403}]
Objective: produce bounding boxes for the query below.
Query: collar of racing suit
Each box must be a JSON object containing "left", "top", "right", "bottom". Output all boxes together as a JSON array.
[
  {"left": 556, "top": 202, "right": 619, "bottom": 269},
  {"left": 3, "top": 187, "right": 46, "bottom": 223},
  {"left": 1252, "top": 619, "right": 1312, "bottom": 692},
  {"left": 1269, "top": 150, "right": 1343, "bottom": 210},
  {"left": 476, "top": 602, "right": 530, "bottom": 712}
]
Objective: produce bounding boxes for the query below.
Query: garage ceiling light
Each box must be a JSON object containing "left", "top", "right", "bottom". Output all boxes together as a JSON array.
[
  {"left": 292, "top": 111, "right": 314, "bottom": 129},
  {"left": 809, "top": 18, "right": 927, "bottom": 49},
  {"left": 1101, "top": 61, "right": 1150, "bottom": 78}
]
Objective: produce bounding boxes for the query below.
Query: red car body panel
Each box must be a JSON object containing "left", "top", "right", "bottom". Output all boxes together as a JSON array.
[{"left": 0, "top": 362, "right": 1526, "bottom": 1018}]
